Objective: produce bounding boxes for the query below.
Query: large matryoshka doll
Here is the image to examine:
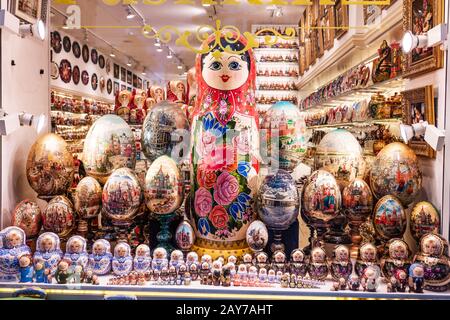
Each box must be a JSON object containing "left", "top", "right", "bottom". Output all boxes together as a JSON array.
[
  {"left": 115, "top": 90, "right": 132, "bottom": 122},
  {"left": 187, "top": 67, "right": 197, "bottom": 108},
  {"left": 167, "top": 80, "right": 187, "bottom": 104},
  {"left": 189, "top": 32, "right": 260, "bottom": 259},
  {"left": 134, "top": 89, "right": 148, "bottom": 125},
  {"left": 149, "top": 85, "right": 165, "bottom": 103}
]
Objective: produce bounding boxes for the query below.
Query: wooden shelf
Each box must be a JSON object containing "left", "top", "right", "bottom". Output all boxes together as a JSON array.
[{"left": 306, "top": 118, "right": 402, "bottom": 130}]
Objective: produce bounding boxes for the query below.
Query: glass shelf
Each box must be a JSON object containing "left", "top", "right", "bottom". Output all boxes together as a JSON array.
[{"left": 306, "top": 118, "right": 402, "bottom": 129}]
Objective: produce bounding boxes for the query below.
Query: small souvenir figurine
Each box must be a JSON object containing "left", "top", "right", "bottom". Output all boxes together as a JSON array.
[
  {"left": 179, "top": 263, "right": 188, "bottom": 275},
  {"left": 248, "top": 266, "right": 258, "bottom": 286},
  {"left": 276, "top": 271, "right": 283, "bottom": 283},
  {"left": 137, "top": 273, "right": 146, "bottom": 286},
  {"left": 82, "top": 269, "right": 99, "bottom": 285},
  {"left": 160, "top": 267, "right": 169, "bottom": 282},
  {"left": 0, "top": 226, "right": 32, "bottom": 281},
  {"left": 133, "top": 244, "right": 151, "bottom": 273},
  {"left": 289, "top": 249, "right": 308, "bottom": 277},
  {"left": 255, "top": 252, "right": 270, "bottom": 271},
  {"left": 228, "top": 255, "right": 237, "bottom": 265},
  {"left": 227, "top": 262, "right": 236, "bottom": 278},
  {"left": 112, "top": 243, "right": 133, "bottom": 276},
  {"left": 34, "top": 259, "right": 50, "bottom": 283},
  {"left": 211, "top": 260, "right": 222, "bottom": 286},
  {"left": 338, "top": 277, "right": 347, "bottom": 290},
  {"left": 221, "top": 264, "right": 231, "bottom": 287},
  {"left": 207, "top": 272, "right": 213, "bottom": 285},
  {"left": 271, "top": 251, "right": 287, "bottom": 274},
  {"left": 348, "top": 274, "right": 360, "bottom": 291},
  {"left": 280, "top": 273, "right": 289, "bottom": 288},
  {"left": 33, "top": 232, "right": 62, "bottom": 275},
  {"left": 54, "top": 259, "right": 73, "bottom": 284},
  {"left": 217, "top": 256, "right": 225, "bottom": 266},
  {"left": 72, "top": 265, "right": 84, "bottom": 283},
  {"left": 184, "top": 272, "right": 192, "bottom": 285},
  {"left": 361, "top": 265, "right": 381, "bottom": 292},
  {"left": 186, "top": 252, "right": 199, "bottom": 269},
  {"left": 330, "top": 245, "right": 352, "bottom": 281},
  {"left": 18, "top": 254, "right": 34, "bottom": 283},
  {"left": 88, "top": 239, "right": 112, "bottom": 275},
  {"left": 268, "top": 269, "right": 276, "bottom": 283},
  {"left": 355, "top": 242, "right": 380, "bottom": 277},
  {"left": 200, "top": 261, "right": 211, "bottom": 280},
  {"left": 381, "top": 238, "right": 411, "bottom": 279},
  {"left": 190, "top": 263, "right": 199, "bottom": 281},
  {"left": 408, "top": 263, "right": 425, "bottom": 293},
  {"left": 170, "top": 250, "right": 185, "bottom": 270},
  {"left": 258, "top": 268, "right": 268, "bottom": 283},
  {"left": 201, "top": 254, "right": 212, "bottom": 268},
  {"left": 308, "top": 247, "right": 329, "bottom": 281},
  {"left": 151, "top": 247, "right": 168, "bottom": 271},
  {"left": 289, "top": 274, "right": 297, "bottom": 288},
  {"left": 64, "top": 235, "right": 89, "bottom": 269},
  {"left": 176, "top": 273, "right": 183, "bottom": 285},
  {"left": 413, "top": 233, "right": 450, "bottom": 292},
  {"left": 242, "top": 253, "right": 253, "bottom": 271},
  {"left": 169, "top": 265, "right": 177, "bottom": 282},
  {"left": 237, "top": 264, "right": 248, "bottom": 286}
]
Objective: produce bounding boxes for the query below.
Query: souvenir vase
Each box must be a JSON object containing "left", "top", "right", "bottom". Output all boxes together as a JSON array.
[
  {"left": 189, "top": 32, "right": 260, "bottom": 259},
  {"left": 144, "top": 156, "right": 184, "bottom": 253},
  {"left": 0, "top": 227, "right": 32, "bottom": 282}
]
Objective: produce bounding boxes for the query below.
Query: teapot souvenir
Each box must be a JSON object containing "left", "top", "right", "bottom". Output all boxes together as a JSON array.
[
  {"left": 271, "top": 251, "right": 287, "bottom": 274},
  {"left": 381, "top": 238, "right": 411, "bottom": 279},
  {"left": 0, "top": 227, "right": 32, "bottom": 281},
  {"left": 413, "top": 233, "right": 450, "bottom": 292},
  {"left": 254, "top": 252, "right": 269, "bottom": 271},
  {"left": 308, "top": 246, "right": 329, "bottom": 281},
  {"left": 64, "top": 235, "right": 89, "bottom": 269},
  {"left": 355, "top": 242, "right": 380, "bottom": 277},
  {"left": 170, "top": 250, "right": 185, "bottom": 270},
  {"left": 151, "top": 247, "right": 168, "bottom": 271},
  {"left": 133, "top": 244, "right": 151, "bottom": 273},
  {"left": 33, "top": 232, "right": 63, "bottom": 274},
  {"left": 330, "top": 245, "right": 353, "bottom": 281},
  {"left": 88, "top": 239, "right": 112, "bottom": 275},
  {"left": 112, "top": 242, "right": 133, "bottom": 276},
  {"left": 289, "top": 249, "right": 308, "bottom": 277}
]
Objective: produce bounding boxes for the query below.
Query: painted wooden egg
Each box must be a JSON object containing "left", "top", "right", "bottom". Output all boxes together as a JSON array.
[
  {"left": 302, "top": 169, "right": 341, "bottom": 224},
  {"left": 73, "top": 176, "right": 102, "bottom": 219},
  {"left": 246, "top": 220, "right": 269, "bottom": 252},
  {"left": 102, "top": 167, "right": 141, "bottom": 226},
  {"left": 141, "top": 101, "right": 190, "bottom": 161},
  {"left": 342, "top": 178, "right": 373, "bottom": 223},
  {"left": 257, "top": 170, "right": 299, "bottom": 231},
  {"left": 82, "top": 115, "right": 136, "bottom": 184},
  {"left": 175, "top": 220, "right": 195, "bottom": 251},
  {"left": 26, "top": 133, "right": 74, "bottom": 197},
  {"left": 370, "top": 142, "right": 422, "bottom": 206},
  {"left": 11, "top": 200, "right": 42, "bottom": 239},
  {"left": 373, "top": 195, "right": 407, "bottom": 240},
  {"left": 144, "top": 155, "right": 184, "bottom": 215},
  {"left": 42, "top": 195, "right": 75, "bottom": 238},
  {"left": 410, "top": 201, "right": 440, "bottom": 242}
]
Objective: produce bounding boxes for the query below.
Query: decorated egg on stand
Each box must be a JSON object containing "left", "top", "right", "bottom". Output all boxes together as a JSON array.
[
  {"left": 26, "top": 133, "right": 74, "bottom": 200},
  {"left": 370, "top": 142, "right": 422, "bottom": 206},
  {"left": 145, "top": 155, "right": 184, "bottom": 253},
  {"left": 257, "top": 170, "right": 299, "bottom": 253},
  {"left": 373, "top": 195, "right": 407, "bottom": 242},
  {"left": 82, "top": 115, "right": 136, "bottom": 184},
  {"left": 175, "top": 220, "right": 195, "bottom": 253},
  {"left": 302, "top": 170, "right": 344, "bottom": 250},
  {"left": 246, "top": 220, "right": 269, "bottom": 253},
  {"left": 12, "top": 200, "right": 42, "bottom": 241},
  {"left": 314, "top": 129, "right": 366, "bottom": 190},
  {"left": 73, "top": 176, "right": 102, "bottom": 237},
  {"left": 261, "top": 101, "right": 308, "bottom": 172},
  {"left": 141, "top": 101, "right": 190, "bottom": 162},
  {"left": 342, "top": 178, "right": 374, "bottom": 258},
  {"left": 42, "top": 195, "right": 75, "bottom": 240},
  {"left": 410, "top": 201, "right": 440, "bottom": 242},
  {"left": 102, "top": 167, "right": 141, "bottom": 241}
]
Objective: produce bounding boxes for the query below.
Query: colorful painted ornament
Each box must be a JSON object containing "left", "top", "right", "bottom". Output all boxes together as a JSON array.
[
  {"left": 42, "top": 196, "right": 75, "bottom": 239},
  {"left": 246, "top": 220, "right": 269, "bottom": 252},
  {"left": 410, "top": 201, "right": 440, "bottom": 242},
  {"left": 73, "top": 176, "right": 102, "bottom": 220},
  {"left": 11, "top": 200, "right": 42, "bottom": 239},
  {"left": 373, "top": 195, "right": 406, "bottom": 241}
]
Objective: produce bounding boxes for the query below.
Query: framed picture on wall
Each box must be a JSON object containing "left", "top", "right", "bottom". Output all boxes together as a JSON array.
[
  {"left": 13, "top": 0, "right": 42, "bottom": 24},
  {"left": 114, "top": 81, "right": 120, "bottom": 95},
  {"left": 133, "top": 74, "right": 138, "bottom": 88},
  {"left": 121, "top": 84, "right": 126, "bottom": 91},
  {"left": 403, "top": 0, "right": 444, "bottom": 77},
  {"left": 138, "top": 77, "right": 143, "bottom": 89},
  {"left": 114, "top": 64, "right": 120, "bottom": 79},
  {"left": 321, "top": 5, "right": 335, "bottom": 50},
  {"left": 363, "top": 5, "right": 382, "bottom": 25},
  {"left": 402, "top": 85, "right": 436, "bottom": 158},
  {"left": 127, "top": 86, "right": 132, "bottom": 92},
  {"left": 334, "top": 0, "right": 348, "bottom": 39},
  {"left": 127, "top": 70, "right": 132, "bottom": 85},
  {"left": 120, "top": 67, "right": 126, "bottom": 82}
]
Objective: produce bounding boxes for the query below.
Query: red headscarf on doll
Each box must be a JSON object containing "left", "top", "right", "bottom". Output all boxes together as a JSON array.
[{"left": 194, "top": 32, "right": 257, "bottom": 126}]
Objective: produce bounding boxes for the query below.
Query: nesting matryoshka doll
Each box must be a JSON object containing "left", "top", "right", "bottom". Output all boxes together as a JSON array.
[
  {"left": 149, "top": 85, "right": 165, "bottom": 103},
  {"left": 0, "top": 227, "right": 32, "bottom": 282},
  {"left": 381, "top": 238, "right": 411, "bottom": 279},
  {"left": 167, "top": 80, "right": 187, "bottom": 103},
  {"left": 88, "top": 239, "right": 113, "bottom": 275},
  {"left": 133, "top": 244, "right": 151, "bottom": 273},
  {"left": 64, "top": 235, "right": 89, "bottom": 269},
  {"left": 33, "top": 232, "right": 63, "bottom": 274},
  {"left": 190, "top": 32, "right": 260, "bottom": 258},
  {"left": 330, "top": 245, "right": 353, "bottom": 281}
]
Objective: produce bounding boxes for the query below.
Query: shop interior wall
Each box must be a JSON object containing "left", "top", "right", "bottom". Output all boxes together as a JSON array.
[{"left": 1, "top": 13, "right": 50, "bottom": 228}]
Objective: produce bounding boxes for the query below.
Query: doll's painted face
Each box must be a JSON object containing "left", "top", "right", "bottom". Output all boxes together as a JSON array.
[
  {"left": 256, "top": 253, "right": 267, "bottom": 263},
  {"left": 201, "top": 254, "right": 212, "bottom": 264},
  {"left": 169, "top": 265, "right": 176, "bottom": 273},
  {"left": 171, "top": 250, "right": 183, "bottom": 261},
  {"left": 248, "top": 266, "right": 257, "bottom": 274},
  {"left": 212, "top": 260, "right": 222, "bottom": 270},
  {"left": 201, "top": 50, "right": 249, "bottom": 91},
  {"left": 334, "top": 246, "right": 349, "bottom": 262},
  {"left": 59, "top": 260, "right": 69, "bottom": 271},
  {"left": 116, "top": 245, "right": 127, "bottom": 257},
  {"left": 365, "top": 267, "right": 376, "bottom": 279},
  {"left": 179, "top": 264, "right": 187, "bottom": 272},
  {"left": 228, "top": 255, "right": 237, "bottom": 264},
  {"left": 312, "top": 248, "right": 326, "bottom": 263},
  {"left": 136, "top": 245, "right": 148, "bottom": 257},
  {"left": 361, "top": 244, "right": 377, "bottom": 261},
  {"left": 243, "top": 254, "right": 252, "bottom": 263},
  {"left": 70, "top": 239, "right": 82, "bottom": 253},
  {"left": 41, "top": 236, "right": 54, "bottom": 251},
  {"left": 201, "top": 262, "right": 210, "bottom": 270},
  {"left": 398, "top": 270, "right": 407, "bottom": 280},
  {"left": 7, "top": 231, "right": 22, "bottom": 248},
  {"left": 238, "top": 264, "right": 247, "bottom": 273},
  {"left": 390, "top": 241, "right": 408, "bottom": 259},
  {"left": 176, "top": 82, "right": 185, "bottom": 93},
  {"left": 259, "top": 268, "right": 267, "bottom": 276},
  {"left": 268, "top": 269, "right": 275, "bottom": 276},
  {"left": 154, "top": 248, "right": 167, "bottom": 260},
  {"left": 19, "top": 255, "right": 31, "bottom": 267},
  {"left": 274, "top": 252, "right": 285, "bottom": 263},
  {"left": 187, "top": 252, "right": 198, "bottom": 262},
  {"left": 423, "top": 236, "right": 441, "bottom": 255},
  {"left": 413, "top": 265, "right": 424, "bottom": 277},
  {"left": 93, "top": 242, "right": 105, "bottom": 255},
  {"left": 190, "top": 263, "right": 197, "bottom": 271},
  {"left": 292, "top": 250, "right": 304, "bottom": 262}
]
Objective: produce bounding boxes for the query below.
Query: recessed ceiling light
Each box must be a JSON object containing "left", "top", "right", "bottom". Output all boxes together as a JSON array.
[
  {"left": 142, "top": 67, "right": 147, "bottom": 75},
  {"left": 177, "top": 65, "right": 183, "bottom": 70},
  {"left": 156, "top": 47, "right": 163, "bottom": 52},
  {"left": 154, "top": 39, "right": 161, "bottom": 47},
  {"left": 167, "top": 50, "right": 173, "bottom": 59},
  {"left": 126, "top": 58, "right": 133, "bottom": 67},
  {"left": 202, "top": 3, "right": 211, "bottom": 7},
  {"left": 126, "top": 7, "right": 135, "bottom": 20},
  {"left": 110, "top": 51, "right": 116, "bottom": 58}
]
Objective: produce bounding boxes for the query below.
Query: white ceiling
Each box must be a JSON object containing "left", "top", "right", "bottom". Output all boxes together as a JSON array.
[{"left": 51, "top": 1, "right": 302, "bottom": 82}]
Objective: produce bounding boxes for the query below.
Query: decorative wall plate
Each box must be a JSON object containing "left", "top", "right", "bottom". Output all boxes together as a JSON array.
[
  {"left": 91, "top": 73, "right": 98, "bottom": 90},
  {"left": 105, "top": 58, "right": 111, "bottom": 74},
  {"left": 63, "top": 36, "right": 71, "bottom": 53},
  {"left": 107, "top": 79, "right": 113, "bottom": 94},
  {"left": 72, "top": 41, "right": 81, "bottom": 58},
  {"left": 59, "top": 59, "right": 72, "bottom": 83},
  {"left": 99, "top": 76, "right": 105, "bottom": 92},
  {"left": 51, "top": 62, "right": 59, "bottom": 80},
  {"left": 82, "top": 44, "right": 89, "bottom": 63},
  {"left": 51, "top": 31, "right": 62, "bottom": 53},
  {"left": 82, "top": 70, "right": 89, "bottom": 85},
  {"left": 99, "top": 55, "right": 105, "bottom": 69},
  {"left": 72, "top": 65, "right": 80, "bottom": 85},
  {"left": 91, "top": 48, "right": 98, "bottom": 64}
]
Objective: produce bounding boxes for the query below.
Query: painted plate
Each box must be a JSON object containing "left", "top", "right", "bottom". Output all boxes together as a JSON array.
[
  {"left": 91, "top": 73, "right": 98, "bottom": 90},
  {"left": 51, "top": 62, "right": 59, "bottom": 80},
  {"left": 99, "top": 55, "right": 105, "bottom": 69},
  {"left": 99, "top": 76, "right": 105, "bottom": 92},
  {"left": 51, "top": 31, "right": 62, "bottom": 53},
  {"left": 107, "top": 79, "right": 113, "bottom": 94},
  {"left": 72, "top": 65, "right": 80, "bottom": 85},
  {"left": 59, "top": 59, "right": 72, "bottom": 83},
  {"left": 82, "top": 70, "right": 89, "bottom": 86},
  {"left": 105, "top": 58, "right": 111, "bottom": 74},
  {"left": 63, "top": 36, "right": 71, "bottom": 53},
  {"left": 82, "top": 44, "right": 89, "bottom": 63},
  {"left": 72, "top": 41, "right": 81, "bottom": 58},
  {"left": 91, "top": 48, "right": 98, "bottom": 64}
]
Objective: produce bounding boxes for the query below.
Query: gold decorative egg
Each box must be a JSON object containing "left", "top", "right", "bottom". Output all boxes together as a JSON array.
[
  {"left": 42, "top": 195, "right": 75, "bottom": 238},
  {"left": 410, "top": 201, "right": 440, "bottom": 242},
  {"left": 73, "top": 176, "right": 102, "bottom": 220},
  {"left": 11, "top": 200, "right": 42, "bottom": 239},
  {"left": 26, "top": 133, "right": 74, "bottom": 197},
  {"left": 82, "top": 115, "right": 136, "bottom": 184}
]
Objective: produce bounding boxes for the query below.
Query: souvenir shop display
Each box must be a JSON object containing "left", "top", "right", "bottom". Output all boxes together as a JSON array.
[
  {"left": 11, "top": 200, "right": 42, "bottom": 241},
  {"left": 409, "top": 201, "right": 440, "bottom": 242}
]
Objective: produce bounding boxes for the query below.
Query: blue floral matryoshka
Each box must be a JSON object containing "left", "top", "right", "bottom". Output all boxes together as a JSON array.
[
  {"left": 64, "top": 235, "right": 88, "bottom": 269},
  {"left": 151, "top": 247, "right": 168, "bottom": 271},
  {"left": 170, "top": 250, "right": 185, "bottom": 270},
  {"left": 33, "top": 232, "right": 63, "bottom": 274},
  {"left": 186, "top": 251, "right": 199, "bottom": 269},
  {"left": 133, "top": 244, "right": 151, "bottom": 273},
  {"left": 112, "top": 242, "right": 133, "bottom": 276},
  {"left": 88, "top": 239, "right": 112, "bottom": 275},
  {"left": 0, "top": 226, "right": 31, "bottom": 282}
]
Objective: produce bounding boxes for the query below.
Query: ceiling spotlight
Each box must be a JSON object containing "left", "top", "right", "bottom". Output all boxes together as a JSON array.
[
  {"left": 126, "top": 7, "right": 135, "bottom": 20},
  {"left": 167, "top": 50, "right": 173, "bottom": 59},
  {"left": 402, "top": 24, "right": 448, "bottom": 54},
  {"left": 19, "top": 20, "right": 46, "bottom": 41},
  {"left": 126, "top": 58, "right": 133, "bottom": 67},
  {"left": 141, "top": 67, "right": 147, "bottom": 76},
  {"left": 154, "top": 39, "right": 161, "bottom": 47},
  {"left": 156, "top": 47, "right": 163, "bottom": 53},
  {"left": 110, "top": 51, "right": 116, "bottom": 58},
  {"left": 177, "top": 64, "right": 183, "bottom": 70},
  {"left": 19, "top": 112, "right": 47, "bottom": 134},
  {"left": 202, "top": 3, "right": 211, "bottom": 7}
]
